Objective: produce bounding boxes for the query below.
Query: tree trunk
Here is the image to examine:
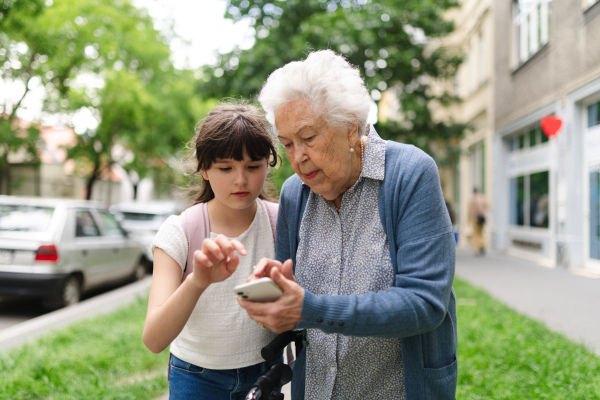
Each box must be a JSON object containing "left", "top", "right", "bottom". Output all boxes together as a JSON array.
[
  {"left": 86, "top": 161, "right": 101, "bottom": 200},
  {"left": 0, "top": 153, "right": 11, "bottom": 195}
]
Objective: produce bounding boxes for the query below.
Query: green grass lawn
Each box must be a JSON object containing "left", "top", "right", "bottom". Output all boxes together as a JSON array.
[
  {"left": 455, "top": 279, "right": 600, "bottom": 399},
  {"left": 0, "top": 280, "right": 599, "bottom": 399},
  {"left": 0, "top": 296, "right": 169, "bottom": 400}
]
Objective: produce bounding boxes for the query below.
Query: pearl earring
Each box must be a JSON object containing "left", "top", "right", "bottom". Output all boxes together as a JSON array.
[{"left": 350, "top": 147, "right": 354, "bottom": 153}]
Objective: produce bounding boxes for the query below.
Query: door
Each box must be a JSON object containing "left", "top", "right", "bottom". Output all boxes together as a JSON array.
[
  {"left": 73, "top": 209, "right": 107, "bottom": 286},
  {"left": 94, "top": 210, "right": 138, "bottom": 281},
  {"left": 585, "top": 99, "right": 600, "bottom": 272}
]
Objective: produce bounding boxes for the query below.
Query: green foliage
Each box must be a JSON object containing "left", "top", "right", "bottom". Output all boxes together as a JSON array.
[
  {"left": 202, "top": 0, "right": 466, "bottom": 165},
  {"left": 0, "top": 0, "right": 45, "bottom": 31},
  {"left": 455, "top": 279, "right": 600, "bottom": 399},
  {"left": 1, "top": 0, "right": 213, "bottom": 198},
  {"left": 0, "top": 118, "right": 41, "bottom": 194},
  {"left": 270, "top": 152, "right": 295, "bottom": 193}
]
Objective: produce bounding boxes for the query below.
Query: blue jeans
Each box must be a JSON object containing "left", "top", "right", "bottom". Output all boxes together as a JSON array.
[{"left": 169, "top": 354, "right": 284, "bottom": 400}]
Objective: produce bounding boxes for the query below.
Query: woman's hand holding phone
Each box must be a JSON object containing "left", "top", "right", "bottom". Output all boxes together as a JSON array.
[
  {"left": 237, "top": 258, "right": 304, "bottom": 333},
  {"left": 233, "top": 277, "right": 283, "bottom": 302}
]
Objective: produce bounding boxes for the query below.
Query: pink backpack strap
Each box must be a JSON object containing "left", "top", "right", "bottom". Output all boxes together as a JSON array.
[
  {"left": 263, "top": 200, "right": 278, "bottom": 243},
  {"left": 181, "top": 203, "right": 210, "bottom": 282},
  {"left": 181, "top": 201, "right": 278, "bottom": 283}
]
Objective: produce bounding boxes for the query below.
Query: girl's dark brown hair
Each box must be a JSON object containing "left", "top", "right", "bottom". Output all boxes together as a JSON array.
[{"left": 185, "top": 102, "right": 280, "bottom": 205}]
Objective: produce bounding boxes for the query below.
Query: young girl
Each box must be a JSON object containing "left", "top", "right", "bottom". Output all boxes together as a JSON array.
[{"left": 142, "top": 103, "right": 281, "bottom": 400}]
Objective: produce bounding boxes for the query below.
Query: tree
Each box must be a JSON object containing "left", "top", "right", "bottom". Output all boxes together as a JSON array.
[
  {"left": 202, "top": 0, "right": 467, "bottom": 187},
  {"left": 66, "top": 67, "right": 214, "bottom": 199},
  {"left": 1, "top": 0, "right": 209, "bottom": 198}
]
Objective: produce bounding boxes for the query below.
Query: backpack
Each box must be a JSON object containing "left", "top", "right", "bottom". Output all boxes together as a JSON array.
[{"left": 180, "top": 200, "right": 278, "bottom": 282}]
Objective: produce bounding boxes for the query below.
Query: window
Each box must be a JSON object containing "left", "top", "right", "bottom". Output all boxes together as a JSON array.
[
  {"left": 75, "top": 211, "right": 100, "bottom": 237},
  {"left": 464, "top": 28, "right": 487, "bottom": 95},
  {"left": 478, "top": 31, "right": 486, "bottom": 85},
  {"left": 97, "top": 211, "right": 126, "bottom": 237},
  {"left": 510, "top": 171, "right": 549, "bottom": 228},
  {"left": 509, "top": 124, "right": 548, "bottom": 153},
  {"left": 589, "top": 101, "right": 600, "bottom": 128},
  {"left": 591, "top": 169, "right": 600, "bottom": 260},
  {"left": 513, "top": 0, "right": 551, "bottom": 64},
  {"left": 0, "top": 205, "right": 54, "bottom": 233}
]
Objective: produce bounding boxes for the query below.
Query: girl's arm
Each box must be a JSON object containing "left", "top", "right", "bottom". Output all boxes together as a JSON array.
[
  {"left": 142, "top": 248, "right": 207, "bottom": 354},
  {"left": 143, "top": 236, "right": 246, "bottom": 354}
]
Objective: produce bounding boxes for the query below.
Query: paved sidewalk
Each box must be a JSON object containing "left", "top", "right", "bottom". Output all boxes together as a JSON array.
[{"left": 455, "top": 247, "right": 600, "bottom": 356}]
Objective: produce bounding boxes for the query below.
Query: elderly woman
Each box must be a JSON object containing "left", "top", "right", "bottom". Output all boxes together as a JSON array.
[{"left": 238, "top": 50, "right": 457, "bottom": 400}]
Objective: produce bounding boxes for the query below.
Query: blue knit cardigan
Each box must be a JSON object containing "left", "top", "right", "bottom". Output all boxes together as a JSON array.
[{"left": 276, "top": 140, "right": 458, "bottom": 400}]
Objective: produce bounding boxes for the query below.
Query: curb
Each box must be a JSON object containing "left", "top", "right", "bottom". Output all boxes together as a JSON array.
[{"left": 0, "top": 276, "right": 152, "bottom": 352}]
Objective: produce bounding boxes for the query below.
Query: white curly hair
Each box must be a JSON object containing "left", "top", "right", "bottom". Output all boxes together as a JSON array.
[{"left": 258, "top": 50, "right": 371, "bottom": 136}]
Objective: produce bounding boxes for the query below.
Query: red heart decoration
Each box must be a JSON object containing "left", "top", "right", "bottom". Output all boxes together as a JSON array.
[{"left": 540, "top": 115, "right": 562, "bottom": 138}]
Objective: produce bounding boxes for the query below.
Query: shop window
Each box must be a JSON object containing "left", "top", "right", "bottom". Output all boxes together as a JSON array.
[
  {"left": 510, "top": 176, "right": 526, "bottom": 226},
  {"left": 530, "top": 171, "right": 549, "bottom": 228},
  {"left": 591, "top": 170, "right": 600, "bottom": 260},
  {"left": 513, "top": 0, "right": 551, "bottom": 64},
  {"left": 589, "top": 101, "right": 600, "bottom": 128},
  {"left": 510, "top": 171, "right": 549, "bottom": 228}
]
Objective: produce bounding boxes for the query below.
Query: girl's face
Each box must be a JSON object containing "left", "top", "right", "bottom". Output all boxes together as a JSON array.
[{"left": 200, "top": 148, "right": 268, "bottom": 211}]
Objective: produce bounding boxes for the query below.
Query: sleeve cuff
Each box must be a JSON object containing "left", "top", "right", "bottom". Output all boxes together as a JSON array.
[{"left": 297, "top": 289, "right": 355, "bottom": 333}]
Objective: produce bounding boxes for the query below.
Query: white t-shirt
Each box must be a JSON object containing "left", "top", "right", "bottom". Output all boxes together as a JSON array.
[{"left": 151, "top": 198, "right": 277, "bottom": 369}]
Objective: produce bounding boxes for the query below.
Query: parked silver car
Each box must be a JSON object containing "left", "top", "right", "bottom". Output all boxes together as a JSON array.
[
  {"left": 0, "top": 196, "right": 146, "bottom": 309},
  {"left": 110, "top": 200, "right": 184, "bottom": 269}
]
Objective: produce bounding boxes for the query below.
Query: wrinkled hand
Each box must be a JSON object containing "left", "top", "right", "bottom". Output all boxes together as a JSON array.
[
  {"left": 190, "top": 234, "right": 247, "bottom": 289},
  {"left": 248, "top": 258, "right": 293, "bottom": 282},
  {"left": 238, "top": 260, "right": 304, "bottom": 333}
]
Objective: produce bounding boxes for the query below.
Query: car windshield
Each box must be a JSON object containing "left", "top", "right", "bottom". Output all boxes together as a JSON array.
[{"left": 0, "top": 205, "right": 55, "bottom": 232}]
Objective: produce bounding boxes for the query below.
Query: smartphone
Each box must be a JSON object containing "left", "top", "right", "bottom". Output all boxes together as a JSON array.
[{"left": 234, "top": 277, "right": 282, "bottom": 302}]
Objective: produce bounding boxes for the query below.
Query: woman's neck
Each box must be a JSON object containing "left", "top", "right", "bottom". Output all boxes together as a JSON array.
[{"left": 206, "top": 199, "right": 258, "bottom": 237}]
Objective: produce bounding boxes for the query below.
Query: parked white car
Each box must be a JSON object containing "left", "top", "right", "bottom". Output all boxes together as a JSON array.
[
  {"left": 110, "top": 200, "right": 184, "bottom": 269},
  {"left": 0, "top": 196, "right": 146, "bottom": 309}
]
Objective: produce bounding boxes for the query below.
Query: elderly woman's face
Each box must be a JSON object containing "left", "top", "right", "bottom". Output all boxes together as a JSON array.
[{"left": 275, "top": 99, "right": 360, "bottom": 203}]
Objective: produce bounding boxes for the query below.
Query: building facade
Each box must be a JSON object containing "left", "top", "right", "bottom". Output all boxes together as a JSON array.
[
  {"left": 493, "top": 0, "right": 600, "bottom": 272},
  {"left": 434, "top": 0, "right": 495, "bottom": 249},
  {"left": 3, "top": 120, "right": 135, "bottom": 205}
]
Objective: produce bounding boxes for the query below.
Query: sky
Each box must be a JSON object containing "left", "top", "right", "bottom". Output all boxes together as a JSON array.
[{"left": 133, "top": 0, "right": 254, "bottom": 69}]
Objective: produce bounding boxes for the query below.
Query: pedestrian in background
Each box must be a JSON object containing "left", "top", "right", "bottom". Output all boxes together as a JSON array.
[
  {"left": 238, "top": 50, "right": 457, "bottom": 400},
  {"left": 446, "top": 200, "right": 458, "bottom": 244},
  {"left": 468, "top": 187, "right": 489, "bottom": 256},
  {"left": 142, "top": 102, "right": 282, "bottom": 400}
]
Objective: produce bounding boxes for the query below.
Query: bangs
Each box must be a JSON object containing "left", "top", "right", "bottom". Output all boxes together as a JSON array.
[{"left": 196, "top": 110, "right": 276, "bottom": 171}]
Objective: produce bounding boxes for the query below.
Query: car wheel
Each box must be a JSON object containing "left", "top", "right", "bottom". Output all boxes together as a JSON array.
[
  {"left": 60, "top": 276, "right": 82, "bottom": 307},
  {"left": 43, "top": 275, "right": 81, "bottom": 309},
  {"left": 132, "top": 259, "right": 147, "bottom": 281}
]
